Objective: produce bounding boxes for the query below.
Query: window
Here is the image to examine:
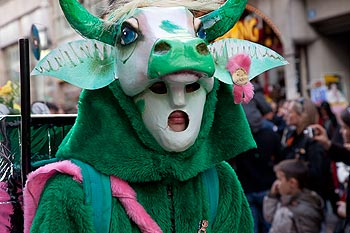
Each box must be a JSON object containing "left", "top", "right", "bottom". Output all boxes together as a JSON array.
[
  {"left": 3, "top": 44, "right": 20, "bottom": 83},
  {"left": 0, "top": 0, "right": 11, "bottom": 7}
]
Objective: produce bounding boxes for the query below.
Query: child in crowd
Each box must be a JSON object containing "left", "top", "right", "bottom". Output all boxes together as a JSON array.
[{"left": 263, "top": 159, "right": 324, "bottom": 233}]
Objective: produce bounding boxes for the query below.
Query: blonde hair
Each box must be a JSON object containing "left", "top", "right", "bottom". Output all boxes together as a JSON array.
[
  {"left": 106, "top": 0, "right": 222, "bottom": 22},
  {"left": 290, "top": 98, "right": 319, "bottom": 131}
]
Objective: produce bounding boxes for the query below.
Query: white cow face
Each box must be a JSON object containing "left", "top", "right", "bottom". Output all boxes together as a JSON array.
[
  {"left": 115, "top": 7, "right": 215, "bottom": 152},
  {"left": 115, "top": 7, "right": 214, "bottom": 96}
]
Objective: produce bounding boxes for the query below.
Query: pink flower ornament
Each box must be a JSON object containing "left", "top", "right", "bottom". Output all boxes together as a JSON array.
[{"left": 226, "top": 54, "right": 254, "bottom": 104}]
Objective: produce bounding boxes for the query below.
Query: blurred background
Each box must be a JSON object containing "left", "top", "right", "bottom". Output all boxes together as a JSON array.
[{"left": 0, "top": 0, "right": 349, "bottom": 113}]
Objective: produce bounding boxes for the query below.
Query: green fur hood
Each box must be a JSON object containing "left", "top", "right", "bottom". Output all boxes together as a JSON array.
[{"left": 56, "top": 80, "right": 256, "bottom": 182}]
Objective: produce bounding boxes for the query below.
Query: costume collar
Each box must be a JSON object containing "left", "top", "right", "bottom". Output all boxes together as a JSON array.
[{"left": 56, "top": 80, "right": 255, "bottom": 182}]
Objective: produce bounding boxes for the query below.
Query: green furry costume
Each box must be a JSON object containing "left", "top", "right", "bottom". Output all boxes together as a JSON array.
[
  {"left": 25, "top": 0, "right": 287, "bottom": 232},
  {"left": 30, "top": 80, "right": 255, "bottom": 232}
]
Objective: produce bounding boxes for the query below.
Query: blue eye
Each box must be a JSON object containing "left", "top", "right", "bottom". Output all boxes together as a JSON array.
[
  {"left": 121, "top": 25, "right": 138, "bottom": 45},
  {"left": 196, "top": 25, "right": 206, "bottom": 40}
]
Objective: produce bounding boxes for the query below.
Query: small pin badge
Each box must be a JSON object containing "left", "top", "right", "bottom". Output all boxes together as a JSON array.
[
  {"left": 231, "top": 68, "right": 249, "bottom": 86},
  {"left": 197, "top": 220, "right": 209, "bottom": 233}
]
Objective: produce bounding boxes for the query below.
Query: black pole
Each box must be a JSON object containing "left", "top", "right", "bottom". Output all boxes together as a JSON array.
[{"left": 19, "top": 38, "right": 31, "bottom": 187}]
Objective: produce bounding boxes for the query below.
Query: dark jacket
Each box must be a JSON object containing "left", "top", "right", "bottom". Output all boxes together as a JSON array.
[
  {"left": 233, "top": 86, "right": 281, "bottom": 193},
  {"left": 281, "top": 128, "right": 331, "bottom": 200},
  {"left": 230, "top": 127, "right": 282, "bottom": 193},
  {"left": 242, "top": 82, "right": 273, "bottom": 133},
  {"left": 328, "top": 143, "right": 350, "bottom": 166},
  {"left": 328, "top": 143, "right": 350, "bottom": 224}
]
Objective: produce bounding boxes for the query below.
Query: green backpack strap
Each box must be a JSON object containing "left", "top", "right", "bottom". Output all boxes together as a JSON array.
[
  {"left": 31, "top": 157, "right": 61, "bottom": 168},
  {"left": 202, "top": 166, "right": 219, "bottom": 227},
  {"left": 71, "top": 159, "right": 112, "bottom": 233}
]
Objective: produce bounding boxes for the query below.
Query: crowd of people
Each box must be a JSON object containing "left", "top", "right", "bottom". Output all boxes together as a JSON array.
[
  {"left": 30, "top": 101, "right": 76, "bottom": 114},
  {"left": 229, "top": 80, "right": 350, "bottom": 233},
  {"left": 28, "top": 83, "right": 350, "bottom": 233},
  {"left": 5, "top": 82, "right": 349, "bottom": 233}
]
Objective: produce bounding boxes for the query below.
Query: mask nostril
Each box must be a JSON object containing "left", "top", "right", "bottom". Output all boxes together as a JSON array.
[
  {"left": 196, "top": 42, "right": 209, "bottom": 55},
  {"left": 154, "top": 41, "right": 171, "bottom": 55}
]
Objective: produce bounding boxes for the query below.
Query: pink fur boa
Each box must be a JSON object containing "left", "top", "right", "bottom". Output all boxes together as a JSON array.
[{"left": 23, "top": 160, "right": 161, "bottom": 233}]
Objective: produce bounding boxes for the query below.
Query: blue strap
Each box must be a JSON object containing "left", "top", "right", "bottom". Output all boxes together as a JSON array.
[
  {"left": 71, "top": 159, "right": 112, "bottom": 233},
  {"left": 31, "top": 157, "right": 61, "bottom": 168},
  {"left": 202, "top": 166, "right": 219, "bottom": 227}
]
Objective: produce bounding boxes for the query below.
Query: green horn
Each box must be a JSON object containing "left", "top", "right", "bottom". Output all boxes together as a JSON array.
[
  {"left": 199, "top": 0, "right": 247, "bottom": 43},
  {"left": 59, "top": 0, "right": 116, "bottom": 45}
]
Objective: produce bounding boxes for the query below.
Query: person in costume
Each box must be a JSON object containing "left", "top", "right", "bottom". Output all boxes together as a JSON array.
[{"left": 24, "top": 0, "right": 288, "bottom": 232}]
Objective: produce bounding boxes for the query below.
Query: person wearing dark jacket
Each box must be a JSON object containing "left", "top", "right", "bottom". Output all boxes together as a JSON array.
[
  {"left": 229, "top": 89, "right": 282, "bottom": 233},
  {"left": 281, "top": 98, "right": 332, "bottom": 201},
  {"left": 242, "top": 80, "right": 275, "bottom": 133},
  {"left": 311, "top": 106, "right": 350, "bottom": 232}
]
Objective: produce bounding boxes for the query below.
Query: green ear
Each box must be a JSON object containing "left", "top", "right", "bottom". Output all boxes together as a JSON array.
[
  {"left": 31, "top": 39, "right": 116, "bottom": 90},
  {"left": 209, "top": 38, "right": 289, "bottom": 84}
]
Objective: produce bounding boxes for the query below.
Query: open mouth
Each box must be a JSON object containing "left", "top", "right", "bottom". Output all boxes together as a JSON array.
[{"left": 168, "top": 110, "right": 189, "bottom": 132}]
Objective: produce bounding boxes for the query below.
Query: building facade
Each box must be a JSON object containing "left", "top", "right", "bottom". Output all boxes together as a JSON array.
[
  {"left": 0, "top": 0, "right": 105, "bottom": 112},
  {"left": 248, "top": 0, "right": 350, "bottom": 108},
  {"left": 0, "top": 0, "right": 349, "bottom": 111}
]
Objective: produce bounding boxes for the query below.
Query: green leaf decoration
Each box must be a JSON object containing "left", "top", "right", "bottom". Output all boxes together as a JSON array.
[
  {"left": 31, "top": 39, "right": 116, "bottom": 90},
  {"left": 213, "top": 65, "right": 232, "bottom": 84},
  {"left": 209, "top": 38, "right": 288, "bottom": 84}
]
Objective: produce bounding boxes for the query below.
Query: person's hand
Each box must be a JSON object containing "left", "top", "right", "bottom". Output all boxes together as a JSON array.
[
  {"left": 309, "top": 124, "right": 332, "bottom": 150},
  {"left": 337, "top": 201, "right": 346, "bottom": 218},
  {"left": 344, "top": 143, "right": 350, "bottom": 151},
  {"left": 270, "top": 180, "right": 280, "bottom": 195},
  {"left": 264, "top": 112, "right": 274, "bottom": 121}
]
